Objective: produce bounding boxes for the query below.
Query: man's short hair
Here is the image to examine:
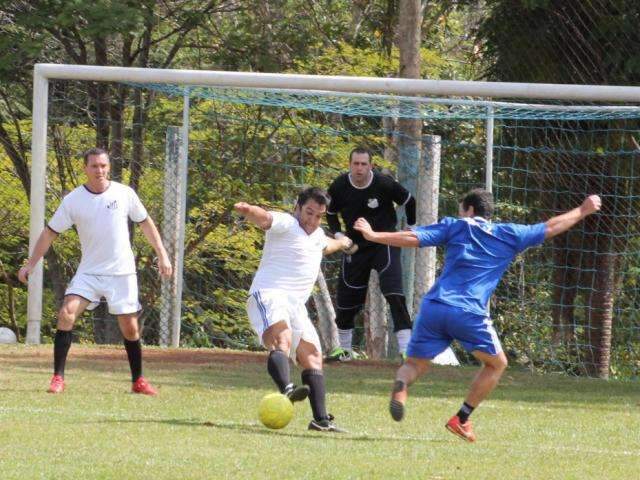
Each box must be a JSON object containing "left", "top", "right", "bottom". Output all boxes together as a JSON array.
[
  {"left": 460, "top": 188, "right": 494, "bottom": 219},
  {"left": 296, "top": 187, "right": 330, "bottom": 209},
  {"left": 349, "top": 147, "right": 372, "bottom": 163},
  {"left": 83, "top": 147, "right": 109, "bottom": 165}
]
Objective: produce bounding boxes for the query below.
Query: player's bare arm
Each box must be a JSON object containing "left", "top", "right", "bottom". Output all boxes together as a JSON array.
[
  {"left": 323, "top": 234, "right": 355, "bottom": 256},
  {"left": 353, "top": 218, "right": 420, "bottom": 248},
  {"left": 17, "top": 227, "right": 58, "bottom": 284},
  {"left": 544, "top": 194, "right": 601, "bottom": 239},
  {"left": 234, "top": 202, "right": 273, "bottom": 230},
  {"left": 139, "top": 217, "right": 173, "bottom": 278}
]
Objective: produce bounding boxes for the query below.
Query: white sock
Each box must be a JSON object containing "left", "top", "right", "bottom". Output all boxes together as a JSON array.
[
  {"left": 395, "top": 329, "right": 412, "bottom": 354},
  {"left": 337, "top": 328, "right": 353, "bottom": 351}
]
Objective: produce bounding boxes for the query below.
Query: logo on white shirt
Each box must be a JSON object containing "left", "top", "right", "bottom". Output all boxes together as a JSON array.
[
  {"left": 367, "top": 198, "right": 379, "bottom": 209},
  {"left": 107, "top": 200, "right": 119, "bottom": 210}
]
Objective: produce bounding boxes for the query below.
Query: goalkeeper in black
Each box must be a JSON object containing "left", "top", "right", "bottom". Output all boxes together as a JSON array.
[{"left": 325, "top": 147, "right": 416, "bottom": 361}]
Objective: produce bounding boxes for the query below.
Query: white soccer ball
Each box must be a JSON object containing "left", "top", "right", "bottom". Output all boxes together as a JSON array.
[{"left": 0, "top": 327, "right": 17, "bottom": 344}]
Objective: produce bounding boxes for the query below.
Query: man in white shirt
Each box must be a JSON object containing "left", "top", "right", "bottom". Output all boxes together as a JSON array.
[
  {"left": 235, "top": 187, "right": 352, "bottom": 432},
  {"left": 19, "top": 148, "right": 172, "bottom": 395}
]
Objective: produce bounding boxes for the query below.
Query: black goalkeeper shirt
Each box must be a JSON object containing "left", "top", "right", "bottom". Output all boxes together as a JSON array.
[{"left": 327, "top": 171, "right": 414, "bottom": 247}]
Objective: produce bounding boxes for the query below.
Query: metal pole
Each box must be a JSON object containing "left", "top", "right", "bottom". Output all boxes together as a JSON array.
[
  {"left": 160, "top": 127, "right": 181, "bottom": 346},
  {"left": 26, "top": 70, "right": 49, "bottom": 344},
  {"left": 35, "top": 63, "right": 640, "bottom": 103},
  {"left": 170, "top": 92, "right": 190, "bottom": 347},
  {"left": 485, "top": 106, "right": 494, "bottom": 193}
]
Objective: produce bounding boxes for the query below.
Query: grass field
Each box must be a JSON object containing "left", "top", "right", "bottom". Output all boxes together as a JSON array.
[{"left": 0, "top": 345, "right": 638, "bottom": 479}]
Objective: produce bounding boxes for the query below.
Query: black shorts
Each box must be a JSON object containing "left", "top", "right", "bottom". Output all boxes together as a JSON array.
[{"left": 336, "top": 244, "right": 404, "bottom": 310}]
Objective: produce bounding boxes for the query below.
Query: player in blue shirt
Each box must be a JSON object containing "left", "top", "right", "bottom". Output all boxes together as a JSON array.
[{"left": 354, "top": 189, "right": 601, "bottom": 442}]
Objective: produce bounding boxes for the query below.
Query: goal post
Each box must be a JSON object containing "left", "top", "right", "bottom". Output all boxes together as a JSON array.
[{"left": 26, "top": 63, "right": 640, "bottom": 379}]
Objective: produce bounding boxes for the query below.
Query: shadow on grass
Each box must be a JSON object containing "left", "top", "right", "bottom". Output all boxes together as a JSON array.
[{"left": 82, "top": 417, "right": 446, "bottom": 443}]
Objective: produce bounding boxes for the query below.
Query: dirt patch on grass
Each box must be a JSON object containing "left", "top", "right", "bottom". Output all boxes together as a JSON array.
[{"left": 0, "top": 345, "right": 398, "bottom": 371}]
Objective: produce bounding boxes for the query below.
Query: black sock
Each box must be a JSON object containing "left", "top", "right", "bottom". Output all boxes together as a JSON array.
[
  {"left": 267, "top": 350, "right": 290, "bottom": 393},
  {"left": 53, "top": 329, "right": 73, "bottom": 377},
  {"left": 457, "top": 402, "right": 475, "bottom": 424},
  {"left": 123, "top": 339, "right": 143, "bottom": 382},
  {"left": 302, "top": 369, "right": 328, "bottom": 422}
]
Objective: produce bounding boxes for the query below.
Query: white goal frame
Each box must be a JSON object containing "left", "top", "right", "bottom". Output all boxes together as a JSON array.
[{"left": 26, "top": 63, "right": 640, "bottom": 344}]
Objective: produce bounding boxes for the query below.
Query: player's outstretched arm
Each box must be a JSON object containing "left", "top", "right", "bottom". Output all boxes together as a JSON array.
[
  {"left": 18, "top": 228, "right": 58, "bottom": 284},
  {"left": 544, "top": 195, "right": 601, "bottom": 240},
  {"left": 139, "top": 217, "right": 173, "bottom": 279},
  {"left": 234, "top": 202, "right": 273, "bottom": 230},
  {"left": 324, "top": 234, "right": 355, "bottom": 255},
  {"left": 353, "top": 218, "right": 420, "bottom": 248}
]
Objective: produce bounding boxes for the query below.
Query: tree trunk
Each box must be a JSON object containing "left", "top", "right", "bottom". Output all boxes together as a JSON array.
[
  {"left": 585, "top": 249, "right": 615, "bottom": 378},
  {"left": 311, "top": 270, "right": 340, "bottom": 353},
  {"left": 109, "top": 85, "right": 128, "bottom": 182},
  {"left": 93, "top": 37, "right": 110, "bottom": 148},
  {"left": 364, "top": 270, "right": 387, "bottom": 359},
  {"left": 390, "top": 0, "right": 422, "bottom": 355}
]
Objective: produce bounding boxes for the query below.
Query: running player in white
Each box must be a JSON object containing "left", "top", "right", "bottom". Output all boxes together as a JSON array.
[
  {"left": 235, "top": 187, "right": 353, "bottom": 432},
  {"left": 19, "top": 148, "right": 172, "bottom": 395}
]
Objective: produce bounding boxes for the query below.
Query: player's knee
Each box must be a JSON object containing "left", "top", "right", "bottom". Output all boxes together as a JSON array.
[
  {"left": 120, "top": 325, "right": 139, "bottom": 341},
  {"left": 271, "top": 333, "right": 291, "bottom": 352},
  {"left": 298, "top": 350, "right": 322, "bottom": 370},
  {"left": 496, "top": 354, "right": 508, "bottom": 372},
  {"left": 406, "top": 357, "right": 429, "bottom": 376},
  {"left": 487, "top": 353, "right": 508, "bottom": 373},
  {"left": 335, "top": 308, "right": 358, "bottom": 330},
  {"left": 57, "top": 306, "right": 77, "bottom": 328},
  {"left": 385, "top": 295, "right": 412, "bottom": 331}
]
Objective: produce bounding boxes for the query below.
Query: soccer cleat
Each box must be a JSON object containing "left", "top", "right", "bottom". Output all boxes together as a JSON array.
[
  {"left": 47, "top": 374, "right": 65, "bottom": 394},
  {"left": 445, "top": 415, "right": 476, "bottom": 442},
  {"left": 350, "top": 349, "right": 367, "bottom": 360},
  {"left": 389, "top": 380, "right": 407, "bottom": 421},
  {"left": 389, "top": 399, "right": 405, "bottom": 422},
  {"left": 324, "top": 347, "right": 352, "bottom": 363},
  {"left": 131, "top": 376, "right": 158, "bottom": 396},
  {"left": 284, "top": 384, "right": 310, "bottom": 403},
  {"left": 308, "top": 414, "right": 347, "bottom": 433},
  {"left": 399, "top": 352, "right": 408, "bottom": 365}
]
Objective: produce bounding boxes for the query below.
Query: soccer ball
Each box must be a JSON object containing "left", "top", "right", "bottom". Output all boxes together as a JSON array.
[
  {"left": 258, "top": 393, "right": 293, "bottom": 429},
  {"left": 0, "top": 327, "right": 17, "bottom": 344}
]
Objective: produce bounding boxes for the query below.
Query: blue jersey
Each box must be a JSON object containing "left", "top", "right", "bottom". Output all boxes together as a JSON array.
[{"left": 414, "top": 217, "right": 546, "bottom": 316}]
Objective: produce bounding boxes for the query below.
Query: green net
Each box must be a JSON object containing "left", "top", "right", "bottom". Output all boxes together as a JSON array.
[{"left": 3, "top": 78, "right": 638, "bottom": 378}]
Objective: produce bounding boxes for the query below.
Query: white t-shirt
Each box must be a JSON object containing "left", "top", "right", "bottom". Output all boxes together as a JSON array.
[
  {"left": 249, "top": 212, "right": 327, "bottom": 302},
  {"left": 48, "top": 181, "right": 148, "bottom": 275}
]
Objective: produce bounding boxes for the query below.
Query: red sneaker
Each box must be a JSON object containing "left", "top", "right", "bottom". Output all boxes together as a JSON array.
[
  {"left": 131, "top": 376, "right": 158, "bottom": 396},
  {"left": 445, "top": 415, "right": 476, "bottom": 442},
  {"left": 47, "top": 374, "right": 65, "bottom": 394}
]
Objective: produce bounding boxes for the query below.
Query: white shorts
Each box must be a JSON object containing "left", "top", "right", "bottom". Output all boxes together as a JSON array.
[
  {"left": 65, "top": 273, "right": 141, "bottom": 316},
  {"left": 247, "top": 289, "right": 322, "bottom": 360}
]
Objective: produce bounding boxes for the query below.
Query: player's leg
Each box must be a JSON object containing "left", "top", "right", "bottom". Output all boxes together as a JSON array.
[
  {"left": 389, "top": 357, "right": 430, "bottom": 421},
  {"left": 49, "top": 293, "right": 91, "bottom": 393},
  {"left": 466, "top": 350, "right": 508, "bottom": 407},
  {"left": 116, "top": 312, "right": 157, "bottom": 395},
  {"left": 328, "top": 249, "right": 372, "bottom": 361},
  {"left": 377, "top": 245, "right": 412, "bottom": 359},
  {"left": 109, "top": 274, "right": 156, "bottom": 395},
  {"left": 247, "top": 291, "right": 307, "bottom": 401},
  {"left": 389, "top": 299, "right": 451, "bottom": 421},
  {"left": 446, "top": 313, "right": 506, "bottom": 442},
  {"left": 331, "top": 306, "right": 361, "bottom": 361},
  {"left": 295, "top": 329, "right": 345, "bottom": 432},
  {"left": 262, "top": 316, "right": 295, "bottom": 395}
]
